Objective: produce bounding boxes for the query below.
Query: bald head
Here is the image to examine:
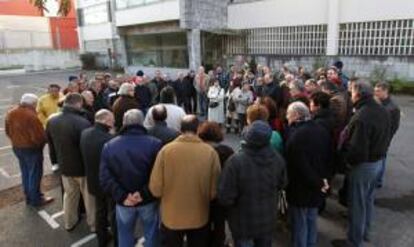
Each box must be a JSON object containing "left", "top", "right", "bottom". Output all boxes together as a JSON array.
[
  {"left": 152, "top": 104, "right": 167, "bottom": 122},
  {"left": 95, "top": 109, "right": 114, "bottom": 128},
  {"left": 180, "top": 115, "right": 199, "bottom": 134}
]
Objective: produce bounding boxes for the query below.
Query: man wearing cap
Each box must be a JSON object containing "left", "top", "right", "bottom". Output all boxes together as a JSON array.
[{"left": 5, "top": 93, "right": 54, "bottom": 207}]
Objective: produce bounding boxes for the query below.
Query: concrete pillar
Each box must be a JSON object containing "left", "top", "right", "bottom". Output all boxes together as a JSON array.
[
  {"left": 187, "top": 29, "right": 201, "bottom": 70},
  {"left": 326, "top": 0, "right": 339, "bottom": 56},
  {"left": 116, "top": 36, "right": 128, "bottom": 69}
]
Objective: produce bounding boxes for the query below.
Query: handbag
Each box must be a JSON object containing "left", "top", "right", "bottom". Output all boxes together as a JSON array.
[
  {"left": 278, "top": 190, "right": 288, "bottom": 216},
  {"left": 209, "top": 101, "right": 219, "bottom": 108},
  {"left": 227, "top": 98, "right": 236, "bottom": 112}
]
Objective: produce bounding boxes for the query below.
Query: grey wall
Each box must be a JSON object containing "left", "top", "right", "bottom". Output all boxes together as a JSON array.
[{"left": 180, "top": 0, "right": 228, "bottom": 30}]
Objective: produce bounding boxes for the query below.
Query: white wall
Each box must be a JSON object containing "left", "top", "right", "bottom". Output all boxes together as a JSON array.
[
  {"left": 80, "top": 23, "right": 114, "bottom": 41},
  {"left": 339, "top": 0, "right": 414, "bottom": 23},
  {"left": 228, "top": 0, "right": 329, "bottom": 29},
  {"left": 115, "top": 0, "right": 180, "bottom": 27},
  {"left": 0, "top": 15, "right": 52, "bottom": 49},
  {"left": 77, "top": 0, "right": 109, "bottom": 9}
]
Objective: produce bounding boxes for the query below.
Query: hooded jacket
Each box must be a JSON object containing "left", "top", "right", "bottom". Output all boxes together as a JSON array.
[{"left": 218, "top": 120, "right": 287, "bottom": 239}]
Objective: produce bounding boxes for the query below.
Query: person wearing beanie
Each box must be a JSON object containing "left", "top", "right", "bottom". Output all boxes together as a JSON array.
[
  {"left": 218, "top": 120, "right": 287, "bottom": 247},
  {"left": 285, "top": 101, "right": 332, "bottom": 247},
  {"left": 5, "top": 93, "right": 53, "bottom": 207}
]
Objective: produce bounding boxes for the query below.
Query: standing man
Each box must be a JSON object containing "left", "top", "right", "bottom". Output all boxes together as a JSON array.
[
  {"left": 332, "top": 81, "right": 390, "bottom": 247},
  {"left": 147, "top": 105, "right": 180, "bottom": 146},
  {"left": 216, "top": 66, "right": 229, "bottom": 91},
  {"left": 100, "top": 109, "right": 162, "bottom": 247},
  {"left": 374, "top": 82, "right": 401, "bottom": 188},
  {"left": 194, "top": 66, "right": 210, "bottom": 117},
  {"left": 149, "top": 115, "right": 221, "bottom": 247},
  {"left": 152, "top": 70, "right": 167, "bottom": 103},
  {"left": 5, "top": 94, "right": 53, "bottom": 207},
  {"left": 285, "top": 102, "right": 331, "bottom": 247},
  {"left": 37, "top": 84, "right": 63, "bottom": 127},
  {"left": 46, "top": 93, "right": 95, "bottom": 232},
  {"left": 80, "top": 110, "right": 116, "bottom": 247},
  {"left": 218, "top": 120, "right": 287, "bottom": 247}
]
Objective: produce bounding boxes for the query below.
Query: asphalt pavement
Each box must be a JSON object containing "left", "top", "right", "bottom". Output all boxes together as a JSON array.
[{"left": 0, "top": 70, "right": 413, "bottom": 247}]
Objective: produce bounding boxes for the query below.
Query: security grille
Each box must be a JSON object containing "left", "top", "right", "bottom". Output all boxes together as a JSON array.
[{"left": 338, "top": 19, "right": 414, "bottom": 56}]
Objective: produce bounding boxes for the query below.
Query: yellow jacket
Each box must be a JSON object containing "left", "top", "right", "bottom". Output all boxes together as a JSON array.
[{"left": 37, "top": 93, "right": 63, "bottom": 127}]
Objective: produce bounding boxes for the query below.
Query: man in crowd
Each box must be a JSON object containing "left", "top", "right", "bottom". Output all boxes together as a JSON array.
[
  {"left": 100, "top": 109, "right": 162, "bottom": 247},
  {"left": 46, "top": 93, "right": 95, "bottom": 232},
  {"left": 262, "top": 73, "right": 283, "bottom": 107},
  {"left": 81, "top": 90, "right": 95, "bottom": 124},
  {"left": 80, "top": 109, "right": 116, "bottom": 247},
  {"left": 144, "top": 87, "right": 186, "bottom": 132},
  {"left": 216, "top": 66, "right": 229, "bottom": 91},
  {"left": 147, "top": 104, "right": 179, "bottom": 146},
  {"left": 332, "top": 81, "right": 390, "bottom": 247},
  {"left": 183, "top": 71, "right": 197, "bottom": 114},
  {"left": 152, "top": 70, "right": 167, "bottom": 103},
  {"left": 89, "top": 80, "right": 107, "bottom": 111},
  {"left": 5, "top": 94, "right": 53, "bottom": 207},
  {"left": 37, "top": 84, "right": 63, "bottom": 127},
  {"left": 149, "top": 115, "right": 221, "bottom": 247},
  {"left": 64, "top": 76, "right": 80, "bottom": 95},
  {"left": 171, "top": 72, "right": 186, "bottom": 107},
  {"left": 218, "top": 120, "right": 287, "bottom": 247},
  {"left": 135, "top": 74, "right": 152, "bottom": 115},
  {"left": 333, "top": 60, "right": 349, "bottom": 89},
  {"left": 103, "top": 80, "right": 120, "bottom": 107},
  {"left": 194, "top": 66, "right": 210, "bottom": 117},
  {"left": 285, "top": 101, "right": 331, "bottom": 247},
  {"left": 374, "top": 82, "right": 401, "bottom": 188}
]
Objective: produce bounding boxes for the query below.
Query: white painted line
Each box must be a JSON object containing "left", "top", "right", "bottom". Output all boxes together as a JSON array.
[
  {"left": 0, "top": 168, "right": 10, "bottom": 178},
  {"left": 71, "top": 234, "right": 96, "bottom": 247},
  {"left": 38, "top": 210, "right": 60, "bottom": 229},
  {"left": 0, "top": 146, "right": 11, "bottom": 151},
  {"left": 51, "top": 211, "right": 64, "bottom": 219}
]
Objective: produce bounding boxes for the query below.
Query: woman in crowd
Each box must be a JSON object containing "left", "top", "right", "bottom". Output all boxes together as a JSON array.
[
  {"left": 226, "top": 80, "right": 241, "bottom": 134},
  {"left": 207, "top": 79, "right": 225, "bottom": 125},
  {"left": 234, "top": 81, "right": 254, "bottom": 133},
  {"left": 198, "top": 121, "right": 234, "bottom": 247},
  {"left": 112, "top": 83, "right": 139, "bottom": 132}
]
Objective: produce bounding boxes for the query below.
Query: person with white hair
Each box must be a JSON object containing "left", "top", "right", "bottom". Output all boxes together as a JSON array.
[
  {"left": 5, "top": 93, "right": 54, "bottom": 207},
  {"left": 100, "top": 108, "right": 162, "bottom": 247},
  {"left": 112, "top": 83, "right": 140, "bottom": 131},
  {"left": 285, "top": 101, "right": 332, "bottom": 247}
]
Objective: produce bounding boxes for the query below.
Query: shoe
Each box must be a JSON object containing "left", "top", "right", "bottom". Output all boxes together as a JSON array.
[
  {"left": 31, "top": 196, "right": 54, "bottom": 208},
  {"left": 51, "top": 164, "right": 60, "bottom": 173},
  {"left": 331, "top": 239, "right": 353, "bottom": 247}
]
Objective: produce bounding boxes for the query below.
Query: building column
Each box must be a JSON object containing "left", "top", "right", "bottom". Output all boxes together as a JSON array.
[
  {"left": 187, "top": 29, "right": 201, "bottom": 70},
  {"left": 326, "top": 0, "right": 339, "bottom": 56},
  {"left": 116, "top": 35, "right": 128, "bottom": 69}
]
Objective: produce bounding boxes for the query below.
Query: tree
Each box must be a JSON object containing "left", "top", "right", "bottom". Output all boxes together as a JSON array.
[{"left": 30, "top": 0, "right": 72, "bottom": 17}]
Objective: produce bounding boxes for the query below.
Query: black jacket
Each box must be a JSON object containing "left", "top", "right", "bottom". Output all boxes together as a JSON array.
[
  {"left": 46, "top": 106, "right": 92, "bottom": 176},
  {"left": 147, "top": 121, "right": 179, "bottom": 146},
  {"left": 182, "top": 75, "right": 196, "bottom": 97},
  {"left": 344, "top": 97, "right": 391, "bottom": 166},
  {"left": 313, "top": 108, "right": 335, "bottom": 134},
  {"left": 381, "top": 97, "right": 400, "bottom": 140},
  {"left": 285, "top": 120, "right": 332, "bottom": 207},
  {"left": 135, "top": 84, "right": 152, "bottom": 110},
  {"left": 262, "top": 82, "right": 283, "bottom": 106},
  {"left": 80, "top": 123, "right": 113, "bottom": 196},
  {"left": 218, "top": 121, "right": 287, "bottom": 239}
]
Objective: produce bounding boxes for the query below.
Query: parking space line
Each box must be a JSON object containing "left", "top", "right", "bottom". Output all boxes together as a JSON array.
[
  {"left": 70, "top": 234, "right": 96, "bottom": 247},
  {"left": 51, "top": 211, "right": 64, "bottom": 219},
  {"left": 38, "top": 210, "right": 60, "bottom": 229}
]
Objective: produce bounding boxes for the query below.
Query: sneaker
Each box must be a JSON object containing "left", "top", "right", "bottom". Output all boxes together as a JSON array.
[
  {"left": 51, "top": 164, "right": 60, "bottom": 172},
  {"left": 331, "top": 239, "right": 353, "bottom": 247}
]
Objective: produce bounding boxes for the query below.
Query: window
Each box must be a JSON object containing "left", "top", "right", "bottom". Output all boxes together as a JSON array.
[
  {"left": 338, "top": 19, "right": 414, "bottom": 56},
  {"left": 126, "top": 32, "right": 188, "bottom": 68},
  {"left": 78, "top": 3, "right": 111, "bottom": 26}
]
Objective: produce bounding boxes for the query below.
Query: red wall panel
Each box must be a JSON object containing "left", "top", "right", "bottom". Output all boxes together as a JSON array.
[
  {"left": 0, "top": 0, "right": 43, "bottom": 16},
  {"left": 49, "top": 17, "right": 79, "bottom": 49}
]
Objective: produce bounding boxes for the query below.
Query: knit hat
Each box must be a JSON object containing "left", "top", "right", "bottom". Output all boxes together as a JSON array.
[{"left": 242, "top": 120, "right": 272, "bottom": 148}]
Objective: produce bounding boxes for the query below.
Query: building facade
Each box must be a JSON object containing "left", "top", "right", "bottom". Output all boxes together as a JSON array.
[{"left": 77, "top": 0, "right": 414, "bottom": 79}]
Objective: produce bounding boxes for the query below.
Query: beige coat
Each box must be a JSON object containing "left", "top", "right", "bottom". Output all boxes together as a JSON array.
[{"left": 149, "top": 134, "right": 221, "bottom": 230}]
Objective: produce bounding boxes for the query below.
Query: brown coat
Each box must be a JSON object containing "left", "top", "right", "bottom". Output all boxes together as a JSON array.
[
  {"left": 149, "top": 134, "right": 221, "bottom": 230},
  {"left": 112, "top": 95, "right": 139, "bottom": 131},
  {"left": 5, "top": 105, "right": 46, "bottom": 148}
]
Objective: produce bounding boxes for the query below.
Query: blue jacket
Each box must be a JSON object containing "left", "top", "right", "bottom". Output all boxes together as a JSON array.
[{"left": 100, "top": 125, "right": 162, "bottom": 205}]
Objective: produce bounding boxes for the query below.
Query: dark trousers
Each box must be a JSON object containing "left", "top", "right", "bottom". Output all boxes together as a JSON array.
[
  {"left": 161, "top": 224, "right": 209, "bottom": 247},
  {"left": 183, "top": 97, "right": 192, "bottom": 114},
  {"left": 234, "top": 237, "right": 272, "bottom": 247},
  {"left": 190, "top": 93, "right": 198, "bottom": 114},
  {"left": 238, "top": 113, "right": 247, "bottom": 133},
  {"left": 210, "top": 203, "right": 226, "bottom": 247},
  {"left": 12, "top": 147, "right": 43, "bottom": 206},
  {"left": 95, "top": 193, "right": 118, "bottom": 247}
]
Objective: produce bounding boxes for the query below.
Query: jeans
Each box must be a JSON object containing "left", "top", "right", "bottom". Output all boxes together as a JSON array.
[
  {"left": 234, "top": 237, "right": 272, "bottom": 247},
  {"left": 116, "top": 202, "right": 160, "bottom": 247},
  {"left": 12, "top": 147, "right": 43, "bottom": 206},
  {"left": 376, "top": 155, "right": 387, "bottom": 188},
  {"left": 198, "top": 92, "right": 208, "bottom": 116},
  {"left": 289, "top": 207, "right": 318, "bottom": 247},
  {"left": 347, "top": 160, "right": 382, "bottom": 247},
  {"left": 161, "top": 224, "right": 209, "bottom": 247}
]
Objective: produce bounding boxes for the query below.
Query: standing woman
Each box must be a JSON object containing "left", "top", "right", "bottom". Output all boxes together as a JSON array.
[
  {"left": 234, "top": 81, "right": 254, "bottom": 133},
  {"left": 207, "top": 79, "right": 225, "bottom": 125},
  {"left": 226, "top": 80, "right": 241, "bottom": 134}
]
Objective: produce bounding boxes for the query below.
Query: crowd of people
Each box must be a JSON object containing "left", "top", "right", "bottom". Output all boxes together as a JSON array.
[{"left": 4, "top": 60, "right": 401, "bottom": 247}]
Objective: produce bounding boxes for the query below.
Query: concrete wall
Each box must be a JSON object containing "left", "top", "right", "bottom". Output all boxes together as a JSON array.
[
  {"left": 80, "top": 23, "right": 114, "bottom": 41},
  {"left": 228, "top": 0, "right": 414, "bottom": 29},
  {"left": 0, "top": 49, "right": 81, "bottom": 71},
  {"left": 228, "top": 0, "right": 328, "bottom": 29},
  {"left": 115, "top": 0, "right": 180, "bottom": 27},
  {"left": 180, "top": 0, "right": 228, "bottom": 30},
  {"left": 229, "top": 55, "right": 414, "bottom": 81}
]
